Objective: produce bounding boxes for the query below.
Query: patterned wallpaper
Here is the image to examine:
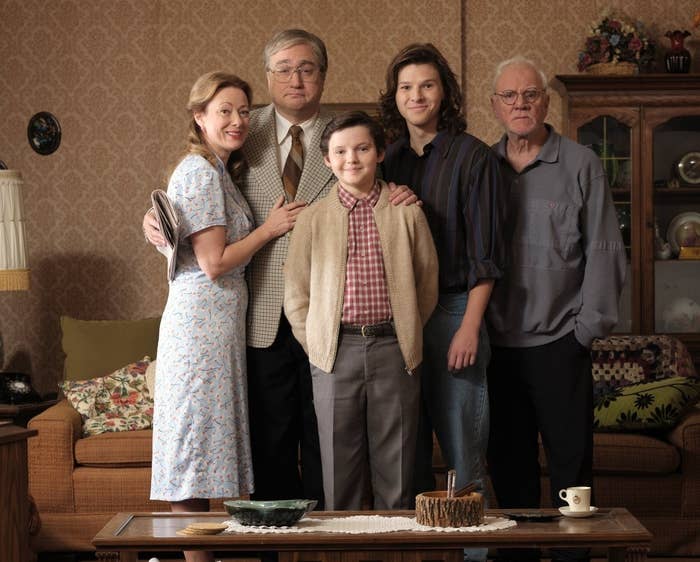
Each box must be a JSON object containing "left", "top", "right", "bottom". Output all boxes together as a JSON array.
[
  {"left": 0, "top": 0, "right": 462, "bottom": 395},
  {"left": 0, "top": 0, "right": 697, "bottom": 395},
  {"left": 467, "top": 0, "right": 700, "bottom": 145}
]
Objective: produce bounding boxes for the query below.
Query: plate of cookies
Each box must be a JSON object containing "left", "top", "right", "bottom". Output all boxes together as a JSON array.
[{"left": 176, "top": 522, "right": 228, "bottom": 536}]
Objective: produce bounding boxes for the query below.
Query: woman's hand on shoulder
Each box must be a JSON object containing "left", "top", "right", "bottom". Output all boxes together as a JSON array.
[{"left": 262, "top": 196, "right": 307, "bottom": 239}]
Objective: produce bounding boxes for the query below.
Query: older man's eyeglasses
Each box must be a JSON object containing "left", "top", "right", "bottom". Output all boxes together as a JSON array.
[
  {"left": 493, "top": 88, "right": 545, "bottom": 105},
  {"left": 268, "top": 64, "right": 320, "bottom": 83}
]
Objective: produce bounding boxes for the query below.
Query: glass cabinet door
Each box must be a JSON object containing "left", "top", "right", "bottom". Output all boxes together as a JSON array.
[
  {"left": 578, "top": 116, "right": 632, "bottom": 192},
  {"left": 576, "top": 115, "right": 633, "bottom": 333},
  {"left": 555, "top": 73, "right": 700, "bottom": 368},
  {"left": 646, "top": 111, "right": 700, "bottom": 335}
]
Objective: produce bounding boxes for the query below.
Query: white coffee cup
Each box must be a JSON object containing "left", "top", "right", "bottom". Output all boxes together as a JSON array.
[{"left": 558, "top": 486, "right": 591, "bottom": 512}]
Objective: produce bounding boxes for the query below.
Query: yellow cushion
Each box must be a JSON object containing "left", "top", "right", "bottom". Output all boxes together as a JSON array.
[{"left": 61, "top": 316, "right": 160, "bottom": 381}]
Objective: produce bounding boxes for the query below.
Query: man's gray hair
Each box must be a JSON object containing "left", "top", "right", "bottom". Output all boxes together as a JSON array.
[
  {"left": 492, "top": 56, "right": 548, "bottom": 92},
  {"left": 263, "top": 29, "right": 328, "bottom": 74}
]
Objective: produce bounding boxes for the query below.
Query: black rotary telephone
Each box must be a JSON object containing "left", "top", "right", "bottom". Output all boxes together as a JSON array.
[{"left": 0, "top": 372, "right": 41, "bottom": 404}]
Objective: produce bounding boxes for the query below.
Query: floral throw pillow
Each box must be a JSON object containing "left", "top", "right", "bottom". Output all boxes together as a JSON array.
[
  {"left": 59, "top": 357, "right": 154, "bottom": 437},
  {"left": 592, "top": 335, "right": 695, "bottom": 385},
  {"left": 592, "top": 336, "right": 700, "bottom": 431},
  {"left": 96, "top": 359, "right": 153, "bottom": 418},
  {"left": 594, "top": 376, "right": 700, "bottom": 431},
  {"left": 59, "top": 377, "right": 102, "bottom": 420},
  {"left": 83, "top": 411, "right": 153, "bottom": 435}
]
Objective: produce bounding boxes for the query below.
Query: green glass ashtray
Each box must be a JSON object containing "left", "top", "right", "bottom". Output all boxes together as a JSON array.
[{"left": 223, "top": 499, "right": 317, "bottom": 526}]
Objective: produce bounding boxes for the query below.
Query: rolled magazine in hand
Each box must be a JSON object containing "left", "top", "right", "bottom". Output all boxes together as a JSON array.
[{"left": 151, "top": 189, "right": 179, "bottom": 281}]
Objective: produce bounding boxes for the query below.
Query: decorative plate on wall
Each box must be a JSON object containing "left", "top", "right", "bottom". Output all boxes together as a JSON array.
[{"left": 27, "top": 111, "right": 61, "bottom": 155}]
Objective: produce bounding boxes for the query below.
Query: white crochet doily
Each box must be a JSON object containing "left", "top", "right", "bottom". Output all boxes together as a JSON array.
[{"left": 224, "top": 515, "right": 516, "bottom": 534}]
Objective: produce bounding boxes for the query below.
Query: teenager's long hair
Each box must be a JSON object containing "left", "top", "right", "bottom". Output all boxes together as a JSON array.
[{"left": 379, "top": 43, "right": 466, "bottom": 142}]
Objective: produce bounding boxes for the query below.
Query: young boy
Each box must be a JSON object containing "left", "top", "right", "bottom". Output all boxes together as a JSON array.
[{"left": 284, "top": 111, "right": 438, "bottom": 510}]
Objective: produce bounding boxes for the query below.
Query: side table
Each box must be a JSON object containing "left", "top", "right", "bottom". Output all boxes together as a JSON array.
[
  {"left": 0, "top": 399, "right": 58, "bottom": 427},
  {"left": 0, "top": 424, "right": 38, "bottom": 562}
]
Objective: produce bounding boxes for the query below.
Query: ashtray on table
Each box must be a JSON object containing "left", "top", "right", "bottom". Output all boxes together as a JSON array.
[
  {"left": 224, "top": 499, "right": 317, "bottom": 526},
  {"left": 505, "top": 512, "right": 561, "bottom": 522}
]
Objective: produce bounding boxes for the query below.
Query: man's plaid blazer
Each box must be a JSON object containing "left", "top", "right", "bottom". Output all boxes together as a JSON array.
[{"left": 240, "top": 104, "right": 335, "bottom": 348}]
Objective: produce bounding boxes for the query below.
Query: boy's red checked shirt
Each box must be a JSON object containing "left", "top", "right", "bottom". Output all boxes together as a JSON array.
[{"left": 337, "top": 182, "right": 392, "bottom": 325}]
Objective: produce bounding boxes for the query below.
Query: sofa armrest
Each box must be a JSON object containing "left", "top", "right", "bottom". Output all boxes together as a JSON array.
[
  {"left": 667, "top": 406, "right": 700, "bottom": 516},
  {"left": 27, "top": 400, "right": 82, "bottom": 513}
]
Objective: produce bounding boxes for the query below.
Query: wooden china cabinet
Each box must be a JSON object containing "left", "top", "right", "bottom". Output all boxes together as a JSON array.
[{"left": 553, "top": 74, "right": 700, "bottom": 368}]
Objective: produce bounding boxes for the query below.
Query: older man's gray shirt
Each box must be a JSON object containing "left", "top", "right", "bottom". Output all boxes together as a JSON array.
[{"left": 488, "top": 125, "right": 626, "bottom": 348}]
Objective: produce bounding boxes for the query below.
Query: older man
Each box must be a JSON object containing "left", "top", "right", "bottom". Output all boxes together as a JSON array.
[
  {"left": 144, "top": 29, "right": 413, "bottom": 507},
  {"left": 486, "top": 56, "right": 626, "bottom": 562}
]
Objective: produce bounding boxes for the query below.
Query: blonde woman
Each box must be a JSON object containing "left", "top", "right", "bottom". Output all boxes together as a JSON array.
[{"left": 150, "top": 71, "right": 304, "bottom": 562}]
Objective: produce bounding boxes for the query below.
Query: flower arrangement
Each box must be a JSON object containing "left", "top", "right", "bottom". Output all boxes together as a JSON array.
[{"left": 578, "top": 12, "right": 656, "bottom": 72}]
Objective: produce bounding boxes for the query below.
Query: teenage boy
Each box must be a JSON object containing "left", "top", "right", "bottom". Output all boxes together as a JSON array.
[
  {"left": 284, "top": 111, "right": 438, "bottom": 510},
  {"left": 380, "top": 44, "right": 506, "bottom": 533}
]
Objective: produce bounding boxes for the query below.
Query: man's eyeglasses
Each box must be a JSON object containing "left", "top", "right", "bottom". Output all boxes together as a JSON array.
[
  {"left": 268, "top": 65, "right": 320, "bottom": 83},
  {"left": 492, "top": 88, "right": 546, "bottom": 105}
]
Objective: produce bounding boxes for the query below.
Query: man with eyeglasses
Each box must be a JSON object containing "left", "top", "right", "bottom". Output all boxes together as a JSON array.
[
  {"left": 486, "top": 56, "right": 626, "bottom": 562},
  {"left": 244, "top": 28, "right": 414, "bottom": 507},
  {"left": 143, "top": 29, "right": 415, "bottom": 509},
  {"left": 238, "top": 28, "right": 331, "bottom": 508}
]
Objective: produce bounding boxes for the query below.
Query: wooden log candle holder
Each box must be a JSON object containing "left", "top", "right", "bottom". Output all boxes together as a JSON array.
[{"left": 415, "top": 490, "right": 484, "bottom": 527}]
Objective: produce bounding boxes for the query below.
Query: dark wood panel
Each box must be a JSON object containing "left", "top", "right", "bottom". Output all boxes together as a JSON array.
[
  {"left": 556, "top": 74, "right": 700, "bottom": 368},
  {"left": 0, "top": 425, "right": 36, "bottom": 562}
]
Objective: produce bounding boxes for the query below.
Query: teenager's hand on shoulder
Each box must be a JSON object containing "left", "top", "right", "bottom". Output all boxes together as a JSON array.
[
  {"left": 447, "top": 325, "right": 480, "bottom": 371},
  {"left": 387, "top": 181, "right": 422, "bottom": 207},
  {"left": 262, "top": 196, "right": 307, "bottom": 239},
  {"left": 143, "top": 209, "right": 165, "bottom": 247}
]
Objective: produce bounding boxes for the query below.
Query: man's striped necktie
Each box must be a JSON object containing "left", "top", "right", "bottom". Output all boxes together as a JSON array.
[{"left": 282, "top": 125, "right": 304, "bottom": 200}]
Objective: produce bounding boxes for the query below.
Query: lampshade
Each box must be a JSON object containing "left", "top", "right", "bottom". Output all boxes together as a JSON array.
[{"left": 0, "top": 170, "right": 30, "bottom": 291}]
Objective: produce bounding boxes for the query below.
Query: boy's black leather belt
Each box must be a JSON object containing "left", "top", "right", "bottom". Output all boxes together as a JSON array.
[{"left": 341, "top": 322, "right": 395, "bottom": 337}]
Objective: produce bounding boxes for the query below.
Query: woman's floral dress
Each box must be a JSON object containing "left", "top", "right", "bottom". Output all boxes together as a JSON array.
[{"left": 151, "top": 154, "right": 254, "bottom": 501}]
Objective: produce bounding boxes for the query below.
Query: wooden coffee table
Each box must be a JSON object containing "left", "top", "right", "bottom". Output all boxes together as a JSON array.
[{"left": 93, "top": 508, "right": 651, "bottom": 562}]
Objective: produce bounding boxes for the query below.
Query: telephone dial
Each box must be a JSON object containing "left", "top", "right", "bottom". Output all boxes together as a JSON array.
[{"left": 0, "top": 372, "right": 40, "bottom": 404}]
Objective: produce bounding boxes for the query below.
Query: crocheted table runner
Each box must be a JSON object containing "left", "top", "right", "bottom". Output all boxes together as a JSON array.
[{"left": 224, "top": 515, "right": 516, "bottom": 534}]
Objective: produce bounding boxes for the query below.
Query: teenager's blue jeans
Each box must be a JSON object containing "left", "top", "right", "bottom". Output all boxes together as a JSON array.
[{"left": 417, "top": 292, "right": 490, "bottom": 561}]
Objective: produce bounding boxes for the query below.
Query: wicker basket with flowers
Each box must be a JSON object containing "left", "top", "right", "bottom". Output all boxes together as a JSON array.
[{"left": 578, "top": 11, "right": 655, "bottom": 74}]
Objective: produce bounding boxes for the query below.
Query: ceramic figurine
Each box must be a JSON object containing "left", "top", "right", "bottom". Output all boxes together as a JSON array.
[{"left": 654, "top": 220, "right": 672, "bottom": 260}]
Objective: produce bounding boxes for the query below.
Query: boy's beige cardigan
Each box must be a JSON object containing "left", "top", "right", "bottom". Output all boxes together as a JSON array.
[{"left": 284, "top": 180, "right": 438, "bottom": 374}]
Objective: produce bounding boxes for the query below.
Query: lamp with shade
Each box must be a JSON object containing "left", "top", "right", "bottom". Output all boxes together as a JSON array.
[
  {"left": 0, "top": 170, "right": 30, "bottom": 292},
  {"left": 0, "top": 170, "right": 34, "bottom": 403}
]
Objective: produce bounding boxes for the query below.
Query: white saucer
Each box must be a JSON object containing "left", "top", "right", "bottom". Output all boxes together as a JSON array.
[{"left": 558, "top": 506, "right": 599, "bottom": 518}]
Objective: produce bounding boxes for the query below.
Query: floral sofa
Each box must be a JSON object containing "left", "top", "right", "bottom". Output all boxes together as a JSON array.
[
  {"left": 430, "top": 335, "right": 700, "bottom": 556},
  {"left": 28, "top": 320, "right": 700, "bottom": 555},
  {"left": 573, "top": 336, "right": 699, "bottom": 555},
  {"left": 28, "top": 316, "right": 235, "bottom": 554}
]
